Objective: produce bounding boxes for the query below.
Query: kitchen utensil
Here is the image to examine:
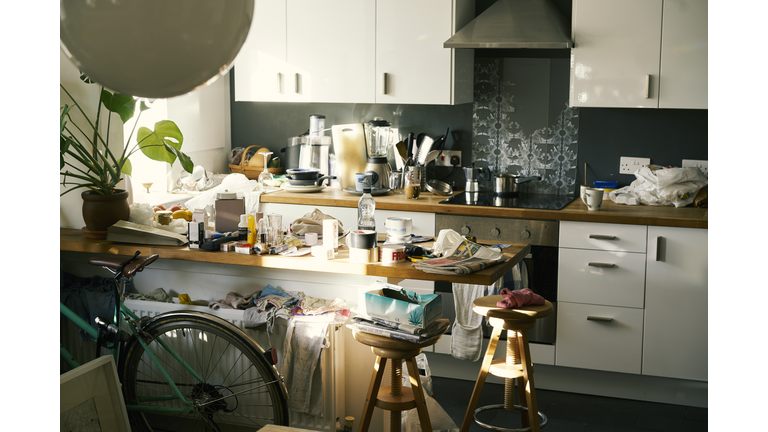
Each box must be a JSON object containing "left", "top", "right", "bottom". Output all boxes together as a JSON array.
[
  {"left": 426, "top": 179, "right": 453, "bottom": 196},
  {"left": 257, "top": 152, "right": 274, "bottom": 186},
  {"left": 389, "top": 171, "right": 404, "bottom": 194},
  {"left": 285, "top": 168, "right": 335, "bottom": 186},
  {"left": 282, "top": 184, "right": 325, "bottom": 193},
  {"left": 405, "top": 184, "right": 421, "bottom": 199},
  {"left": 416, "top": 135, "right": 435, "bottom": 166},
  {"left": 463, "top": 166, "right": 491, "bottom": 192},
  {"left": 581, "top": 187, "right": 603, "bottom": 211},
  {"left": 299, "top": 135, "right": 332, "bottom": 175},
  {"left": 394, "top": 140, "right": 407, "bottom": 170},
  {"left": 424, "top": 150, "right": 440, "bottom": 166},
  {"left": 363, "top": 118, "right": 393, "bottom": 189},
  {"left": 343, "top": 187, "right": 392, "bottom": 196},
  {"left": 355, "top": 173, "right": 374, "bottom": 192},
  {"left": 493, "top": 174, "right": 541, "bottom": 195},
  {"left": 331, "top": 124, "right": 368, "bottom": 190}
]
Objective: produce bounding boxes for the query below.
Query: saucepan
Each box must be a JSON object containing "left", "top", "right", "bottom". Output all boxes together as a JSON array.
[
  {"left": 493, "top": 174, "right": 541, "bottom": 196},
  {"left": 285, "top": 168, "right": 336, "bottom": 186}
]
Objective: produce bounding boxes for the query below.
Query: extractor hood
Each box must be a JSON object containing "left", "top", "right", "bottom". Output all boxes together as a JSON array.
[{"left": 444, "top": 0, "right": 573, "bottom": 49}]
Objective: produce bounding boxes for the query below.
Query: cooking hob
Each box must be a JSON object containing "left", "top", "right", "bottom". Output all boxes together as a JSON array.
[{"left": 439, "top": 191, "right": 571, "bottom": 210}]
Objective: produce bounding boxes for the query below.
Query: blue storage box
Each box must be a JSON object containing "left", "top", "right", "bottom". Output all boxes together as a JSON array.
[{"left": 364, "top": 283, "right": 442, "bottom": 329}]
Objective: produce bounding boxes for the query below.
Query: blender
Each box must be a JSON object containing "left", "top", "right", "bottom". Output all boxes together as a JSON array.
[{"left": 363, "top": 117, "right": 393, "bottom": 189}]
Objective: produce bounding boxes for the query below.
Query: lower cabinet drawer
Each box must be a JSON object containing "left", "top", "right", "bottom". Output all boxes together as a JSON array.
[
  {"left": 558, "top": 248, "right": 647, "bottom": 308},
  {"left": 556, "top": 302, "right": 644, "bottom": 375}
]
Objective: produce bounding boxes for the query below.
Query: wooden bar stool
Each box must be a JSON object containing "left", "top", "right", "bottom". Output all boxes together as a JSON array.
[
  {"left": 353, "top": 321, "right": 448, "bottom": 432},
  {"left": 460, "top": 297, "right": 553, "bottom": 432}
]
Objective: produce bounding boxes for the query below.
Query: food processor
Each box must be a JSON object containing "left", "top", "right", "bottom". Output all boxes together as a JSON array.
[{"left": 363, "top": 117, "right": 393, "bottom": 189}]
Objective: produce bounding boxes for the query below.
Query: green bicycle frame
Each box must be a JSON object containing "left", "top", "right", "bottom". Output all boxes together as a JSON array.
[{"left": 60, "top": 299, "right": 204, "bottom": 414}]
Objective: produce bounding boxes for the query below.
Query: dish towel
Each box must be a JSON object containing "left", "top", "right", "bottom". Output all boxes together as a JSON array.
[
  {"left": 278, "top": 319, "right": 329, "bottom": 416},
  {"left": 450, "top": 277, "right": 502, "bottom": 362}
]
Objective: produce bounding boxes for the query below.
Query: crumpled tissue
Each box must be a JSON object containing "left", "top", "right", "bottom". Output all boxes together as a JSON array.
[{"left": 184, "top": 174, "right": 262, "bottom": 214}]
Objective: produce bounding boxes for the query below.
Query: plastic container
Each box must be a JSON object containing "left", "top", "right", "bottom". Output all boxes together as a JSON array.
[{"left": 593, "top": 180, "right": 618, "bottom": 198}]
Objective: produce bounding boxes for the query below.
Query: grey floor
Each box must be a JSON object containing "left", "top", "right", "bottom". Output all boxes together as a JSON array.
[{"left": 429, "top": 376, "right": 707, "bottom": 432}]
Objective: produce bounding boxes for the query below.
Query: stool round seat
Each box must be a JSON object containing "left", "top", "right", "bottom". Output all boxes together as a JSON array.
[{"left": 472, "top": 297, "right": 553, "bottom": 322}]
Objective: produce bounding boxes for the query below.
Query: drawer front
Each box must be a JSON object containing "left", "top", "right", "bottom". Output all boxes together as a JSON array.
[
  {"left": 559, "top": 249, "right": 646, "bottom": 308},
  {"left": 556, "top": 302, "right": 644, "bottom": 374},
  {"left": 559, "top": 221, "right": 647, "bottom": 252}
]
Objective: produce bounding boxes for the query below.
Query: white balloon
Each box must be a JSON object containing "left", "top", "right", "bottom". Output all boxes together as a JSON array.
[{"left": 60, "top": 0, "right": 254, "bottom": 98}]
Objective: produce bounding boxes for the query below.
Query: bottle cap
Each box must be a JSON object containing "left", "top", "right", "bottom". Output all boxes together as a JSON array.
[
  {"left": 240, "top": 214, "right": 247, "bottom": 224},
  {"left": 363, "top": 187, "right": 372, "bottom": 193}
]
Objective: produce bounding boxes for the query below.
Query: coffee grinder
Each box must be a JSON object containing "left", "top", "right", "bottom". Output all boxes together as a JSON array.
[{"left": 363, "top": 117, "right": 393, "bottom": 189}]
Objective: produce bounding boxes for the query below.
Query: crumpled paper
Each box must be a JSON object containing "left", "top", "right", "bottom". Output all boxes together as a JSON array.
[
  {"left": 184, "top": 173, "right": 262, "bottom": 213},
  {"left": 291, "top": 208, "right": 344, "bottom": 235},
  {"left": 609, "top": 165, "right": 708, "bottom": 208}
]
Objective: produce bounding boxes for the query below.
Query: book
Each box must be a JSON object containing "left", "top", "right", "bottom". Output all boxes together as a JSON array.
[
  {"left": 348, "top": 318, "right": 450, "bottom": 344},
  {"left": 107, "top": 220, "right": 188, "bottom": 246}
]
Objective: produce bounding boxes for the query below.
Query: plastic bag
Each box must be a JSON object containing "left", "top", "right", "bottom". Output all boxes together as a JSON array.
[
  {"left": 609, "top": 165, "right": 707, "bottom": 208},
  {"left": 404, "top": 397, "right": 459, "bottom": 432},
  {"left": 431, "top": 229, "right": 465, "bottom": 257}
]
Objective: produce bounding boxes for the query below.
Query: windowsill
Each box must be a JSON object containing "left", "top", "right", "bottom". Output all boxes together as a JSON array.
[{"left": 131, "top": 190, "right": 194, "bottom": 208}]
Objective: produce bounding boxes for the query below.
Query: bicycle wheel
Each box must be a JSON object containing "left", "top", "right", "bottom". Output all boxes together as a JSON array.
[{"left": 121, "top": 311, "right": 289, "bottom": 432}]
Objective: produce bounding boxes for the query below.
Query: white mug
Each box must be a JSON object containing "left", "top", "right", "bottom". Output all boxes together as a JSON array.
[{"left": 581, "top": 187, "right": 603, "bottom": 211}]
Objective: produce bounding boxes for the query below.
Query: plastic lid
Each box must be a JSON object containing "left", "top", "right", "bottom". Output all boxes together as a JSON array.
[
  {"left": 593, "top": 181, "right": 618, "bottom": 188},
  {"left": 367, "top": 117, "right": 390, "bottom": 127},
  {"left": 363, "top": 187, "right": 372, "bottom": 193}
]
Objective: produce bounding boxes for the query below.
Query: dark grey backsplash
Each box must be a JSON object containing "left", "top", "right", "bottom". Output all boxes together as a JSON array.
[{"left": 230, "top": 55, "right": 707, "bottom": 194}]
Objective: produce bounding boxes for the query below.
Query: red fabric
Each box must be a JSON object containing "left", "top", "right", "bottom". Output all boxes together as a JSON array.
[{"left": 496, "top": 288, "right": 545, "bottom": 309}]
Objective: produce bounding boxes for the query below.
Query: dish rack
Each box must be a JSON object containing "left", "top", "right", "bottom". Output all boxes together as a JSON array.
[{"left": 229, "top": 144, "right": 285, "bottom": 179}]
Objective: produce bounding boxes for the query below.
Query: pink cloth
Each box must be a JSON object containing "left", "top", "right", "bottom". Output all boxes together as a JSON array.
[{"left": 496, "top": 288, "right": 545, "bottom": 309}]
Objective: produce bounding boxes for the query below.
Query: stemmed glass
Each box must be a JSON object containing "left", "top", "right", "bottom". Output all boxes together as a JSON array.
[{"left": 258, "top": 152, "right": 274, "bottom": 188}]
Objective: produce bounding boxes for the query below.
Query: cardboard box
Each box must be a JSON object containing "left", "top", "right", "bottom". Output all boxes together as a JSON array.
[{"left": 364, "top": 283, "right": 442, "bottom": 329}]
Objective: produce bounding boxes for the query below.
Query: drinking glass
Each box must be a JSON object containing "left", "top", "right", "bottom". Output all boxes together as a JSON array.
[{"left": 258, "top": 152, "right": 273, "bottom": 187}]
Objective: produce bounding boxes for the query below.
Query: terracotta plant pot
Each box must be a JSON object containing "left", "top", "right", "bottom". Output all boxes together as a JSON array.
[{"left": 81, "top": 189, "right": 130, "bottom": 234}]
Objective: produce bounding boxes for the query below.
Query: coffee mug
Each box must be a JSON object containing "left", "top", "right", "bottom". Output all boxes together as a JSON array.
[
  {"left": 405, "top": 184, "right": 420, "bottom": 199},
  {"left": 581, "top": 187, "right": 603, "bottom": 211},
  {"left": 355, "top": 173, "right": 373, "bottom": 192}
]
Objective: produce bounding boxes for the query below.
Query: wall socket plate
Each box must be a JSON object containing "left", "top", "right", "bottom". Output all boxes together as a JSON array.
[
  {"left": 682, "top": 159, "right": 708, "bottom": 176},
  {"left": 620, "top": 157, "right": 651, "bottom": 174},
  {"left": 436, "top": 150, "right": 461, "bottom": 167}
]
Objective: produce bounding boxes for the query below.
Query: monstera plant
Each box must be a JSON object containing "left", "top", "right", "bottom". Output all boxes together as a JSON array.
[{"left": 60, "top": 74, "right": 195, "bottom": 234}]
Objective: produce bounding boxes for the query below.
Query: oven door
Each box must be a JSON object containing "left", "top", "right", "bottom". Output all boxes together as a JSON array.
[{"left": 435, "top": 245, "right": 558, "bottom": 345}]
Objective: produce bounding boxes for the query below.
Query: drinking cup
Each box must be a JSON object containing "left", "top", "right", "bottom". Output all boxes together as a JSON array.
[
  {"left": 355, "top": 173, "right": 373, "bottom": 192},
  {"left": 405, "top": 184, "right": 421, "bottom": 199},
  {"left": 581, "top": 187, "right": 604, "bottom": 211}
]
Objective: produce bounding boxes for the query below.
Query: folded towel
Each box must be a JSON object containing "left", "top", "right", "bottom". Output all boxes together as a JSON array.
[{"left": 496, "top": 288, "right": 545, "bottom": 309}]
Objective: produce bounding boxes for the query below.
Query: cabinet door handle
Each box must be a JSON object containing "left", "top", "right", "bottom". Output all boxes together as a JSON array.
[
  {"left": 277, "top": 73, "right": 282, "bottom": 93},
  {"left": 588, "top": 262, "right": 616, "bottom": 268},
  {"left": 656, "top": 236, "right": 665, "bottom": 262},
  {"left": 645, "top": 74, "right": 651, "bottom": 99},
  {"left": 382, "top": 73, "right": 388, "bottom": 95},
  {"left": 587, "top": 316, "right": 613, "bottom": 322},
  {"left": 295, "top": 73, "right": 300, "bottom": 93},
  {"left": 589, "top": 234, "right": 616, "bottom": 240}
]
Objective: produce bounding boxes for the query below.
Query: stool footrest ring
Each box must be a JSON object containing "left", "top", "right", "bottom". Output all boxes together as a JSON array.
[{"left": 473, "top": 403, "right": 547, "bottom": 432}]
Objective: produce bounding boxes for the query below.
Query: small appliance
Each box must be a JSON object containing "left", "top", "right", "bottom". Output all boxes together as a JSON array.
[
  {"left": 463, "top": 166, "right": 491, "bottom": 193},
  {"left": 363, "top": 117, "right": 393, "bottom": 189}
]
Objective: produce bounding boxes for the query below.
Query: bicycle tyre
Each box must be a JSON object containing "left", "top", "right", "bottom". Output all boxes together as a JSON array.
[{"left": 121, "top": 311, "right": 289, "bottom": 432}]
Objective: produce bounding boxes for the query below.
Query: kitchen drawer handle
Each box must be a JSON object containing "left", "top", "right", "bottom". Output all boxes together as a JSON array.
[
  {"left": 645, "top": 74, "right": 651, "bottom": 99},
  {"left": 589, "top": 234, "right": 616, "bottom": 240},
  {"left": 588, "top": 262, "right": 616, "bottom": 268},
  {"left": 277, "top": 73, "right": 282, "bottom": 93},
  {"left": 587, "top": 316, "right": 613, "bottom": 323},
  {"left": 295, "top": 73, "right": 300, "bottom": 93},
  {"left": 382, "top": 73, "right": 388, "bottom": 95},
  {"left": 656, "top": 236, "right": 665, "bottom": 262}
]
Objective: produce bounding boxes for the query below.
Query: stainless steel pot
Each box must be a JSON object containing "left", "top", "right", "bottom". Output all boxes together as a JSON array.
[{"left": 493, "top": 174, "right": 541, "bottom": 195}]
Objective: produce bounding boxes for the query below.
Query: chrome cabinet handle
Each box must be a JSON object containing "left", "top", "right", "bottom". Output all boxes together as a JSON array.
[
  {"left": 656, "top": 236, "right": 665, "bottom": 262},
  {"left": 645, "top": 74, "right": 651, "bottom": 99},
  {"left": 589, "top": 234, "right": 616, "bottom": 240},
  {"left": 295, "top": 73, "right": 299, "bottom": 93},
  {"left": 588, "top": 262, "right": 616, "bottom": 268},
  {"left": 277, "top": 73, "right": 282, "bottom": 93},
  {"left": 382, "top": 73, "right": 388, "bottom": 95},
  {"left": 587, "top": 316, "right": 613, "bottom": 322}
]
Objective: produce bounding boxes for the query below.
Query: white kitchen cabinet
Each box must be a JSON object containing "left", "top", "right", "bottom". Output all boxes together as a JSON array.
[
  {"left": 234, "top": 0, "right": 375, "bottom": 103},
  {"left": 643, "top": 226, "right": 708, "bottom": 381},
  {"left": 569, "top": 0, "right": 707, "bottom": 109},
  {"left": 375, "top": 0, "right": 474, "bottom": 105},
  {"left": 235, "top": 0, "right": 472, "bottom": 105},
  {"left": 556, "top": 221, "right": 646, "bottom": 374}
]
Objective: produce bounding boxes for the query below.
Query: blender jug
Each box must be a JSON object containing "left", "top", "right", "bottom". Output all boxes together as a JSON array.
[{"left": 363, "top": 118, "right": 393, "bottom": 189}]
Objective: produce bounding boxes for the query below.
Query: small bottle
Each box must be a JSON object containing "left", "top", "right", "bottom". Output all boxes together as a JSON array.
[
  {"left": 343, "top": 416, "right": 355, "bottom": 432},
  {"left": 247, "top": 214, "right": 256, "bottom": 245},
  {"left": 238, "top": 214, "right": 248, "bottom": 241},
  {"left": 357, "top": 187, "right": 376, "bottom": 231},
  {"left": 258, "top": 216, "right": 270, "bottom": 246}
]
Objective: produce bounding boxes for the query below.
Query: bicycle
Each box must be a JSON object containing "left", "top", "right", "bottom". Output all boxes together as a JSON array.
[{"left": 60, "top": 251, "right": 290, "bottom": 431}]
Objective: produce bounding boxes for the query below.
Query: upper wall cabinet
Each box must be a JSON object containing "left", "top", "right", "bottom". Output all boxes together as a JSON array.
[
  {"left": 569, "top": 0, "right": 707, "bottom": 109},
  {"left": 234, "top": 0, "right": 474, "bottom": 105}
]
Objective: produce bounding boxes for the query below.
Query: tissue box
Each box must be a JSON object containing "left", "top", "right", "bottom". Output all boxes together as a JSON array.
[{"left": 364, "top": 284, "right": 442, "bottom": 329}]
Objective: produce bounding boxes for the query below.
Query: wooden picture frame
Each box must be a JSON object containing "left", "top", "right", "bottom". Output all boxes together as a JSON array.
[{"left": 60, "top": 355, "right": 130, "bottom": 431}]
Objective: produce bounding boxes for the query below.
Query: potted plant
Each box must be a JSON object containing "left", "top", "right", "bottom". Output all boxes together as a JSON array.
[{"left": 60, "top": 75, "right": 194, "bottom": 236}]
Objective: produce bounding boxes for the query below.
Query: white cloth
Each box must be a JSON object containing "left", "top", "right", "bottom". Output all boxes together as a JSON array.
[
  {"left": 277, "top": 319, "right": 329, "bottom": 416},
  {"left": 183, "top": 173, "right": 260, "bottom": 211},
  {"left": 450, "top": 277, "right": 503, "bottom": 362}
]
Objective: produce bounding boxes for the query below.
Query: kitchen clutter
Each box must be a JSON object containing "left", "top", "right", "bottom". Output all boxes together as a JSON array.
[{"left": 609, "top": 164, "right": 708, "bottom": 207}]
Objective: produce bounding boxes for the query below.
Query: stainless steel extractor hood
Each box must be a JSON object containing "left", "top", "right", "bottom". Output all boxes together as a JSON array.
[{"left": 444, "top": 0, "right": 573, "bottom": 49}]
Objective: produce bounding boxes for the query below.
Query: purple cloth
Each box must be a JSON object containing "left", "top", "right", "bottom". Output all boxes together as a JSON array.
[{"left": 496, "top": 288, "right": 545, "bottom": 309}]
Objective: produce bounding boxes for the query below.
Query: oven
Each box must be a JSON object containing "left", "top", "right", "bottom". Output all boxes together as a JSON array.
[{"left": 434, "top": 214, "right": 559, "bottom": 344}]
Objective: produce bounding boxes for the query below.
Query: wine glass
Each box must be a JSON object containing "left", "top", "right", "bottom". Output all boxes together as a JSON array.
[{"left": 258, "top": 152, "right": 274, "bottom": 187}]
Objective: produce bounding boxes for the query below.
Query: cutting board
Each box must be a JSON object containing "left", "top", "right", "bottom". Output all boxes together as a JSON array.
[{"left": 331, "top": 123, "right": 368, "bottom": 190}]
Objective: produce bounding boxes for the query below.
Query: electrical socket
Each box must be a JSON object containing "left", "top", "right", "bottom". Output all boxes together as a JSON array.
[
  {"left": 682, "top": 159, "right": 708, "bottom": 176},
  {"left": 620, "top": 157, "right": 651, "bottom": 174},
  {"left": 436, "top": 150, "right": 461, "bottom": 167}
]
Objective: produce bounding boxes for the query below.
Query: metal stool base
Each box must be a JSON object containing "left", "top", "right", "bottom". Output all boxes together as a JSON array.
[{"left": 473, "top": 403, "right": 548, "bottom": 432}]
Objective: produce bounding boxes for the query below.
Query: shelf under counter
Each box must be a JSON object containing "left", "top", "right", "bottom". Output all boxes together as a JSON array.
[{"left": 60, "top": 229, "right": 530, "bottom": 286}]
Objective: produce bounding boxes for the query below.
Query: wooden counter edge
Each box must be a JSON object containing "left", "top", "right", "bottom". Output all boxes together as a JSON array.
[{"left": 60, "top": 229, "right": 530, "bottom": 286}]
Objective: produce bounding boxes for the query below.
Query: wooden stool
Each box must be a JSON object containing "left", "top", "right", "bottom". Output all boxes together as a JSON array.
[
  {"left": 354, "top": 323, "right": 447, "bottom": 432},
  {"left": 460, "top": 297, "right": 553, "bottom": 432}
]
